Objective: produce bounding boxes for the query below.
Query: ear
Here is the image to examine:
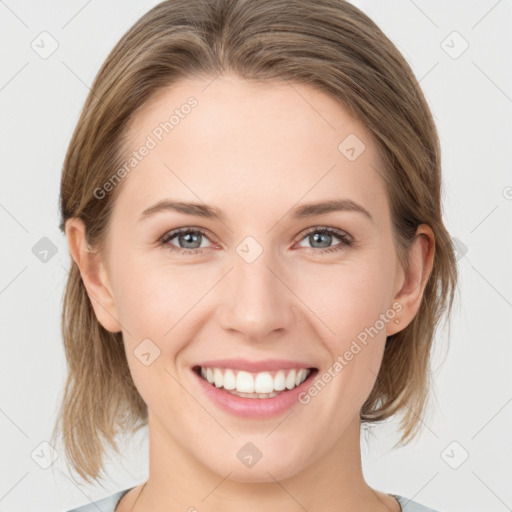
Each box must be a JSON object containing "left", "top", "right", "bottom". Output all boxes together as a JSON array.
[
  {"left": 65, "top": 217, "right": 122, "bottom": 333},
  {"left": 386, "top": 224, "right": 435, "bottom": 336}
]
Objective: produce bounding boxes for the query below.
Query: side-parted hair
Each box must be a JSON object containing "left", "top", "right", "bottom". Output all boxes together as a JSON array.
[{"left": 53, "top": 0, "right": 459, "bottom": 483}]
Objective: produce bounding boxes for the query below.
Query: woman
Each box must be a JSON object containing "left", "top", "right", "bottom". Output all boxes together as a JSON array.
[{"left": 54, "top": 0, "right": 458, "bottom": 510}]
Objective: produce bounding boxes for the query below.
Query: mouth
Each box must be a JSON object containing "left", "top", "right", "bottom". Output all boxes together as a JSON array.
[{"left": 192, "top": 365, "right": 318, "bottom": 399}]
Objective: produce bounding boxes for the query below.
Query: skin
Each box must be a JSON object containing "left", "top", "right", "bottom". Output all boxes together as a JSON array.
[{"left": 67, "top": 73, "right": 434, "bottom": 512}]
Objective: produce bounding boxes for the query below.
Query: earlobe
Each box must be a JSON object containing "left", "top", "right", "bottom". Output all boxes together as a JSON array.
[
  {"left": 387, "top": 224, "right": 435, "bottom": 336},
  {"left": 65, "top": 218, "right": 122, "bottom": 333}
]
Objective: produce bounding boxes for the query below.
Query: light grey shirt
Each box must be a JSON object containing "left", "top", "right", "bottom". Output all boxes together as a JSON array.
[{"left": 66, "top": 488, "right": 443, "bottom": 511}]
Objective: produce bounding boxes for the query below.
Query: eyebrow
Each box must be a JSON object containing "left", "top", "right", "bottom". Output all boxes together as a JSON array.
[{"left": 138, "top": 198, "right": 373, "bottom": 223}]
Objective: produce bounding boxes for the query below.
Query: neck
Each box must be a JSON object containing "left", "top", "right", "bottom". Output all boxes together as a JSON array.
[{"left": 133, "top": 410, "right": 394, "bottom": 512}]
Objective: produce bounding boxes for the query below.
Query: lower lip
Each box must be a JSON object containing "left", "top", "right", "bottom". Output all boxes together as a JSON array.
[{"left": 192, "top": 367, "right": 318, "bottom": 419}]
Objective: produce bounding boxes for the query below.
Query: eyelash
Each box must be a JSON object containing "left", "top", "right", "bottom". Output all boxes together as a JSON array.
[{"left": 159, "top": 226, "right": 353, "bottom": 256}]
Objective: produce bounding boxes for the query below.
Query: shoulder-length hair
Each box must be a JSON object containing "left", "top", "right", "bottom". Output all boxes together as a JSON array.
[{"left": 53, "top": 0, "right": 459, "bottom": 483}]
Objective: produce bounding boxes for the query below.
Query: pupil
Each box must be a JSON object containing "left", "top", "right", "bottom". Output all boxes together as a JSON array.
[
  {"left": 311, "top": 232, "right": 331, "bottom": 248},
  {"left": 180, "top": 232, "right": 201, "bottom": 249}
]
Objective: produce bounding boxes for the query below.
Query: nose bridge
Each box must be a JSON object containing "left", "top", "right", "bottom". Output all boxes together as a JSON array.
[{"left": 218, "top": 243, "right": 293, "bottom": 339}]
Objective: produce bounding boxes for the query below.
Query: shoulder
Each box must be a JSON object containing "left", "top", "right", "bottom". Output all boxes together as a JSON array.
[
  {"left": 66, "top": 489, "right": 440, "bottom": 512},
  {"left": 392, "top": 494, "right": 443, "bottom": 512},
  {"left": 66, "top": 487, "right": 133, "bottom": 512}
]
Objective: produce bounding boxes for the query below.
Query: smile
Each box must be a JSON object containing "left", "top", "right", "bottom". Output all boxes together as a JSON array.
[
  {"left": 191, "top": 362, "right": 319, "bottom": 418},
  {"left": 195, "top": 366, "right": 313, "bottom": 398}
]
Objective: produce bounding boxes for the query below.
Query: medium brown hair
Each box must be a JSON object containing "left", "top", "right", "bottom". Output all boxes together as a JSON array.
[{"left": 53, "top": 0, "right": 459, "bottom": 484}]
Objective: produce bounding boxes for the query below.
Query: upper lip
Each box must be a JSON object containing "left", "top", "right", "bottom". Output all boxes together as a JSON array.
[{"left": 194, "top": 358, "right": 317, "bottom": 373}]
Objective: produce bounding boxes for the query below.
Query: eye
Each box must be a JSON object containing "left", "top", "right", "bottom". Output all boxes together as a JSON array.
[
  {"left": 295, "top": 226, "right": 353, "bottom": 254},
  {"left": 159, "top": 226, "right": 353, "bottom": 256},
  {"left": 159, "top": 227, "right": 214, "bottom": 255}
]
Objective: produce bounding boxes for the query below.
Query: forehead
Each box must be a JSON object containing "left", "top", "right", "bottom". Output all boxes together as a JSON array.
[{"left": 115, "top": 74, "right": 388, "bottom": 225}]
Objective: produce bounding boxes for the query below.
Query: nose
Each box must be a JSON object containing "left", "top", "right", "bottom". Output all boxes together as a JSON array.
[{"left": 217, "top": 250, "right": 296, "bottom": 341}]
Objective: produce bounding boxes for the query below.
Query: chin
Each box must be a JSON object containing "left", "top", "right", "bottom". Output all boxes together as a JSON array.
[{"left": 204, "top": 443, "right": 309, "bottom": 484}]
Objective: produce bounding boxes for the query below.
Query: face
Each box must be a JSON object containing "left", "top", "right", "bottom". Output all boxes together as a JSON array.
[{"left": 78, "top": 74, "right": 415, "bottom": 482}]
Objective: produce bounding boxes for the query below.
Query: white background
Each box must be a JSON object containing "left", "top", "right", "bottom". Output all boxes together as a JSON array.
[{"left": 1, "top": 1, "right": 511, "bottom": 511}]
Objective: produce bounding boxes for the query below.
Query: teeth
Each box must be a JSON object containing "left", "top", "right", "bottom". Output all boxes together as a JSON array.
[
  {"left": 237, "top": 371, "right": 255, "bottom": 393},
  {"left": 296, "top": 369, "right": 307, "bottom": 387},
  {"left": 274, "top": 370, "right": 286, "bottom": 391},
  {"left": 199, "top": 366, "right": 311, "bottom": 394},
  {"left": 223, "top": 369, "right": 236, "bottom": 390},
  {"left": 255, "top": 372, "right": 274, "bottom": 393},
  {"left": 214, "top": 368, "right": 223, "bottom": 388},
  {"left": 228, "top": 389, "right": 279, "bottom": 399}
]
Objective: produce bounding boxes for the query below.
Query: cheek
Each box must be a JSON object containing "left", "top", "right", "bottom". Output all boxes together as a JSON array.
[
  {"left": 113, "top": 259, "right": 197, "bottom": 408},
  {"left": 113, "top": 253, "right": 205, "bottom": 332},
  {"left": 291, "top": 256, "right": 394, "bottom": 403},
  {"left": 292, "top": 255, "right": 395, "bottom": 342},
  {"left": 112, "top": 257, "right": 217, "bottom": 395}
]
